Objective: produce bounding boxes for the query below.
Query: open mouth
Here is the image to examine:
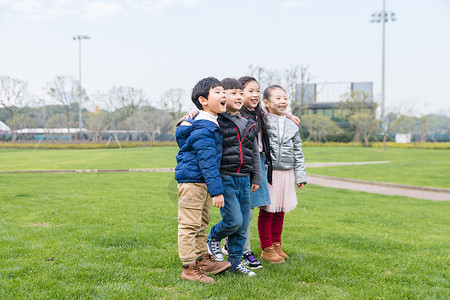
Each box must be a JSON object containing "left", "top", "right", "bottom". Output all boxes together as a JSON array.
[{"left": 220, "top": 99, "right": 226, "bottom": 106}]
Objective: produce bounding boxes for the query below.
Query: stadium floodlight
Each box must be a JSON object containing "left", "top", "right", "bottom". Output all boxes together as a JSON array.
[
  {"left": 73, "top": 35, "right": 91, "bottom": 137},
  {"left": 370, "top": 0, "right": 396, "bottom": 142}
]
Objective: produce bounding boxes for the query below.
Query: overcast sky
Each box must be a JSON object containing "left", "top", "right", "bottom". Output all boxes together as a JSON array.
[{"left": 1, "top": 0, "right": 449, "bottom": 115}]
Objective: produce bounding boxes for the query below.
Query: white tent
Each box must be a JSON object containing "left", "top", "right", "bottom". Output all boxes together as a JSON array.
[{"left": 0, "top": 120, "right": 11, "bottom": 133}]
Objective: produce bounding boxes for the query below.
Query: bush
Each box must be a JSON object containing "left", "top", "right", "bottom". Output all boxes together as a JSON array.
[
  {"left": 325, "top": 131, "right": 355, "bottom": 143},
  {"left": 302, "top": 141, "right": 450, "bottom": 149},
  {"left": 0, "top": 141, "right": 177, "bottom": 149}
]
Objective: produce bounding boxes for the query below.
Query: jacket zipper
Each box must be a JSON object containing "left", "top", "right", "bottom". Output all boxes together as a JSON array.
[
  {"left": 236, "top": 123, "right": 256, "bottom": 173},
  {"left": 276, "top": 116, "right": 286, "bottom": 169}
]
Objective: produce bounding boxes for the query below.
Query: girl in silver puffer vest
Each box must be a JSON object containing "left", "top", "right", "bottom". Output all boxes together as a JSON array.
[{"left": 258, "top": 85, "right": 307, "bottom": 264}]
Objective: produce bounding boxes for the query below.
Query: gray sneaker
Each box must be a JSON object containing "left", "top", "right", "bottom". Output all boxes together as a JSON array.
[
  {"left": 222, "top": 238, "right": 229, "bottom": 256},
  {"left": 207, "top": 238, "right": 224, "bottom": 262},
  {"left": 232, "top": 262, "right": 256, "bottom": 277}
]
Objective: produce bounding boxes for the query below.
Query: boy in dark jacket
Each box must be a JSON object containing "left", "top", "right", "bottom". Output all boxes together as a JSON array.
[
  {"left": 207, "top": 78, "right": 262, "bottom": 277},
  {"left": 175, "top": 77, "right": 231, "bottom": 283}
]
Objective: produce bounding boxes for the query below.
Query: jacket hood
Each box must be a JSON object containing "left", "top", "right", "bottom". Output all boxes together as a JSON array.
[{"left": 176, "top": 117, "right": 221, "bottom": 149}]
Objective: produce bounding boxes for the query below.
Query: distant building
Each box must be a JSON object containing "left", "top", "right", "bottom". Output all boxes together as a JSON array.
[
  {"left": 0, "top": 120, "right": 11, "bottom": 140},
  {"left": 296, "top": 81, "right": 375, "bottom": 128},
  {"left": 395, "top": 133, "right": 412, "bottom": 143},
  {"left": 0, "top": 120, "right": 11, "bottom": 134}
]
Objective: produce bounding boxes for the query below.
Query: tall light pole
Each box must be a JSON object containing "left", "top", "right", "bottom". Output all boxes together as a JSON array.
[
  {"left": 73, "top": 34, "right": 91, "bottom": 137},
  {"left": 371, "top": 0, "right": 396, "bottom": 149}
]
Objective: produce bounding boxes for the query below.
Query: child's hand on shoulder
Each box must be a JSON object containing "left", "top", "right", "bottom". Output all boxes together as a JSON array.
[
  {"left": 251, "top": 184, "right": 260, "bottom": 192},
  {"left": 297, "top": 183, "right": 305, "bottom": 189},
  {"left": 184, "top": 110, "right": 199, "bottom": 120},
  {"left": 290, "top": 115, "right": 301, "bottom": 125},
  {"left": 212, "top": 194, "right": 225, "bottom": 208}
]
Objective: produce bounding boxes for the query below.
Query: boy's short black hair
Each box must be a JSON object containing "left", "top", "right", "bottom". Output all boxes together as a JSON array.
[
  {"left": 191, "top": 77, "right": 222, "bottom": 110},
  {"left": 221, "top": 78, "right": 243, "bottom": 90}
]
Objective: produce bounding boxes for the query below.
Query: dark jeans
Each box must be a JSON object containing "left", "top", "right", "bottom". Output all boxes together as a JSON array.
[{"left": 209, "top": 174, "right": 250, "bottom": 260}]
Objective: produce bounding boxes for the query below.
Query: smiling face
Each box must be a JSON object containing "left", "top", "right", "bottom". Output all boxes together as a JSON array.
[
  {"left": 225, "top": 89, "right": 244, "bottom": 113},
  {"left": 199, "top": 86, "right": 227, "bottom": 116},
  {"left": 264, "top": 87, "right": 288, "bottom": 116},
  {"left": 243, "top": 80, "right": 260, "bottom": 109}
]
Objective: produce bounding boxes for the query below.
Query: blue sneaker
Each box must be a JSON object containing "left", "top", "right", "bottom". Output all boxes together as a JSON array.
[
  {"left": 222, "top": 238, "right": 228, "bottom": 256},
  {"left": 228, "top": 256, "right": 256, "bottom": 277},
  {"left": 231, "top": 262, "right": 256, "bottom": 277},
  {"left": 207, "top": 234, "right": 224, "bottom": 262}
]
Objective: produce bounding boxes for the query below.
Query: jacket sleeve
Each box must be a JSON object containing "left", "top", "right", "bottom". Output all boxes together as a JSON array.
[
  {"left": 250, "top": 137, "right": 262, "bottom": 186},
  {"left": 191, "top": 129, "right": 224, "bottom": 197},
  {"left": 292, "top": 129, "right": 307, "bottom": 184}
]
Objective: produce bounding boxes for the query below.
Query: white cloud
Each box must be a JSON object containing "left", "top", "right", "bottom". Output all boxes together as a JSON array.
[
  {"left": 124, "top": 0, "right": 199, "bottom": 15},
  {"left": 179, "top": 0, "right": 199, "bottom": 7},
  {"left": 47, "top": 0, "right": 77, "bottom": 19},
  {"left": 83, "top": 2, "right": 122, "bottom": 20},
  {"left": 1, "top": 0, "right": 78, "bottom": 20},
  {"left": 1, "top": 0, "right": 199, "bottom": 20},
  {"left": 139, "top": 0, "right": 175, "bottom": 15},
  {"left": 0, "top": 0, "right": 13, "bottom": 6},
  {"left": 282, "top": 0, "right": 310, "bottom": 8},
  {"left": 10, "top": 0, "right": 42, "bottom": 13}
]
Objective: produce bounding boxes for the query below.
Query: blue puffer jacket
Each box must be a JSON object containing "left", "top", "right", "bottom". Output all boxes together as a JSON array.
[{"left": 175, "top": 118, "right": 224, "bottom": 197}]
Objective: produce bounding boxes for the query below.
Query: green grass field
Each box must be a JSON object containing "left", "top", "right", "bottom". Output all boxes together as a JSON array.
[
  {"left": 303, "top": 147, "right": 450, "bottom": 189},
  {"left": 1, "top": 172, "right": 448, "bottom": 299},
  {"left": 1, "top": 146, "right": 449, "bottom": 188},
  {"left": 0, "top": 147, "right": 178, "bottom": 171}
]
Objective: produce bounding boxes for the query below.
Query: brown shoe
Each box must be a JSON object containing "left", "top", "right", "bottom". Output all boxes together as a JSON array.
[
  {"left": 198, "top": 253, "right": 231, "bottom": 275},
  {"left": 273, "top": 243, "right": 289, "bottom": 259},
  {"left": 181, "top": 257, "right": 215, "bottom": 284},
  {"left": 260, "top": 246, "right": 285, "bottom": 264}
]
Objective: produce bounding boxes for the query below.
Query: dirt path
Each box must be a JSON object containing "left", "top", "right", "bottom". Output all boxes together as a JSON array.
[
  {"left": 305, "top": 161, "right": 450, "bottom": 201},
  {"left": 307, "top": 174, "right": 450, "bottom": 201}
]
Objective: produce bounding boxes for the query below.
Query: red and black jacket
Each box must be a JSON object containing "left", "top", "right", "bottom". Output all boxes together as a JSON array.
[{"left": 218, "top": 113, "right": 257, "bottom": 176}]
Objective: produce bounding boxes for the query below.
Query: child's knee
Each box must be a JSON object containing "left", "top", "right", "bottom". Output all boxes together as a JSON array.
[{"left": 225, "top": 215, "right": 243, "bottom": 233}]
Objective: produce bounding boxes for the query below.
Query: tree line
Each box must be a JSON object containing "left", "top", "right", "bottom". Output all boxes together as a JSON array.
[
  {"left": 1, "top": 67, "right": 449, "bottom": 144},
  {"left": 0, "top": 75, "right": 186, "bottom": 142}
]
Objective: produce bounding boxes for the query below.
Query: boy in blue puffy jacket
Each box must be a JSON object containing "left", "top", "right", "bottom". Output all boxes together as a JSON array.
[{"left": 175, "top": 77, "right": 231, "bottom": 283}]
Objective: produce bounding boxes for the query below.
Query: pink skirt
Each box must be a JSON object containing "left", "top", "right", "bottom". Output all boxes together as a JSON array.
[{"left": 265, "top": 169, "right": 298, "bottom": 213}]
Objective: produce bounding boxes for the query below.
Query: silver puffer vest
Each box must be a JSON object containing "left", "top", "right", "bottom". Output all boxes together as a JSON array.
[{"left": 266, "top": 113, "right": 307, "bottom": 184}]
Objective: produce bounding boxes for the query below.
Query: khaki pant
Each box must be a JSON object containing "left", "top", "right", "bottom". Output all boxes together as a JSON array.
[{"left": 177, "top": 182, "right": 212, "bottom": 265}]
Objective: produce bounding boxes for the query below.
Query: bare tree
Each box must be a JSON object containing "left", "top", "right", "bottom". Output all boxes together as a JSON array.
[
  {"left": 0, "top": 76, "right": 28, "bottom": 140},
  {"left": 426, "top": 114, "right": 450, "bottom": 142},
  {"left": 109, "top": 86, "right": 146, "bottom": 140},
  {"left": 84, "top": 110, "right": 109, "bottom": 142},
  {"left": 301, "top": 114, "right": 341, "bottom": 143},
  {"left": 160, "top": 88, "right": 187, "bottom": 123},
  {"left": 109, "top": 86, "right": 145, "bottom": 115},
  {"left": 47, "top": 76, "right": 85, "bottom": 141},
  {"left": 47, "top": 113, "right": 67, "bottom": 128},
  {"left": 248, "top": 64, "right": 313, "bottom": 115},
  {"left": 32, "top": 97, "right": 51, "bottom": 128},
  {"left": 248, "top": 64, "right": 280, "bottom": 90},
  {"left": 382, "top": 100, "right": 418, "bottom": 148},
  {"left": 336, "top": 90, "right": 374, "bottom": 121},
  {"left": 349, "top": 112, "right": 378, "bottom": 147},
  {"left": 287, "top": 64, "right": 313, "bottom": 115}
]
